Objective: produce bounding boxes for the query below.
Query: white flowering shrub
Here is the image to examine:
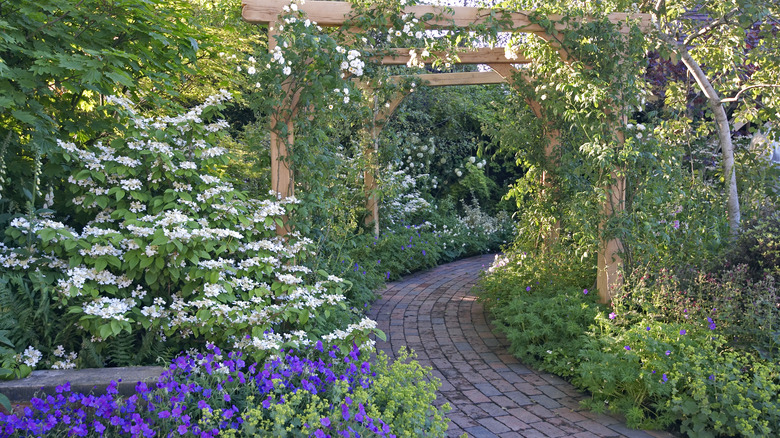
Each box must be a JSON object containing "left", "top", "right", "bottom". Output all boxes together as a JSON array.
[
  {"left": 381, "top": 168, "right": 432, "bottom": 224},
  {"left": 0, "top": 94, "right": 382, "bottom": 365}
]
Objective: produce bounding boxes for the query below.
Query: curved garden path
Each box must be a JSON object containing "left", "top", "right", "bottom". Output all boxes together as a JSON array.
[{"left": 368, "top": 254, "right": 674, "bottom": 438}]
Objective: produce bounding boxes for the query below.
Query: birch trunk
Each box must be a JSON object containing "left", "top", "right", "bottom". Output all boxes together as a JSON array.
[
  {"left": 677, "top": 49, "right": 741, "bottom": 236},
  {"left": 658, "top": 32, "right": 742, "bottom": 236}
]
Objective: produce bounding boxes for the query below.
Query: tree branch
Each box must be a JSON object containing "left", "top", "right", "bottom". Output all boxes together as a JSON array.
[
  {"left": 721, "top": 84, "right": 780, "bottom": 103},
  {"left": 26, "top": 0, "right": 86, "bottom": 41},
  {"left": 683, "top": 7, "right": 740, "bottom": 47}
]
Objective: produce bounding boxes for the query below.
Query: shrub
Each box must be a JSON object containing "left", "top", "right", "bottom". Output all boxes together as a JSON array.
[
  {"left": 618, "top": 262, "right": 779, "bottom": 360},
  {"left": 723, "top": 208, "right": 780, "bottom": 280},
  {"left": 0, "top": 94, "right": 377, "bottom": 371}
]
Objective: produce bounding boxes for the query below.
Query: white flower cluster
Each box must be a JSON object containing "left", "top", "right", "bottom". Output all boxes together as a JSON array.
[
  {"left": 387, "top": 14, "right": 424, "bottom": 43},
  {"left": 459, "top": 200, "right": 511, "bottom": 237},
  {"left": 51, "top": 345, "right": 78, "bottom": 370},
  {"left": 626, "top": 122, "right": 647, "bottom": 140},
  {"left": 242, "top": 330, "right": 311, "bottom": 352},
  {"left": 406, "top": 48, "right": 431, "bottom": 68},
  {"left": 83, "top": 297, "right": 135, "bottom": 322},
  {"left": 382, "top": 166, "right": 434, "bottom": 223},
  {"left": 17, "top": 346, "right": 42, "bottom": 368},
  {"left": 321, "top": 317, "right": 378, "bottom": 350},
  {"left": 59, "top": 267, "right": 133, "bottom": 295},
  {"left": 504, "top": 43, "right": 524, "bottom": 61},
  {"left": 153, "top": 89, "right": 233, "bottom": 131},
  {"left": 399, "top": 136, "right": 436, "bottom": 179},
  {"left": 487, "top": 254, "right": 510, "bottom": 274}
]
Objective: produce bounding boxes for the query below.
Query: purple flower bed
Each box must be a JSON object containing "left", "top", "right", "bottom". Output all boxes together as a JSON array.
[{"left": 0, "top": 343, "right": 398, "bottom": 437}]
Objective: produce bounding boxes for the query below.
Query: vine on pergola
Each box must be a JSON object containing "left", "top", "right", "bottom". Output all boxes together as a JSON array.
[{"left": 243, "top": 0, "right": 651, "bottom": 302}]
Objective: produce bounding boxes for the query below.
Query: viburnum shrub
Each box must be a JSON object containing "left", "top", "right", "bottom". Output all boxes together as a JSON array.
[
  {"left": 0, "top": 93, "right": 381, "bottom": 364},
  {"left": 0, "top": 344, "right": 449, "bottom": 437}
]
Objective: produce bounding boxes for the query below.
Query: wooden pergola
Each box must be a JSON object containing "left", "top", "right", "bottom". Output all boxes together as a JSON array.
[{"left": 242, "top": 0, "right": 650, "bottom": 303}]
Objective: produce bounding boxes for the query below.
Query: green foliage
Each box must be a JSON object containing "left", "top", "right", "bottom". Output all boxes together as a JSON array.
[
  {"left": 239, "top": 348, "right": 449, "bottom": 438},
  {"left": 0, "top": 94, "right": 380, "bottom": 371},
  {"left": 725, "top": 208, "right": 780, "bottom": 279},
  {"left": 381, "top": 84, "right": 514, "bottom": 213},
  {"left": 0, "top": 272, "right": 75, "bottom": 359},
  {"left": 496, "top": 286, "right": 599, "bottom": 378},
  {"left": 482, "top": 218, "right": 780, "bottom": 437},
  {"left": 482, "top": 252, "right": 780, "bottom": 436},
  {"left": 0, "top": 0, "right": 206, "bottom": 213}
]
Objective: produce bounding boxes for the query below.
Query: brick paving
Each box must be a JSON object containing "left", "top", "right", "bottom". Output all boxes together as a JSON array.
[{"left": 368, "top": 254, "right": 675, "bottom": 438}]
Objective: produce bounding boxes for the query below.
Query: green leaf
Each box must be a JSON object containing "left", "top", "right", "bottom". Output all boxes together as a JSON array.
[
  {"left": 0, "top": 331, "right": 13, "bottom": 348},
  {"left": 145, "top": 270, "right": 158, "bottom": 285},
  {"left": 11, "top": 110, "right": 37, "bottom": 125},
  {"left": 99, "top": 324, "right": 112, "bottom": 340},
  {"left": 110, "top": 320, "right": 122, "bottom": 336},
  {"left": 94, "top": 258, "right": 107, "bottom": 272}
]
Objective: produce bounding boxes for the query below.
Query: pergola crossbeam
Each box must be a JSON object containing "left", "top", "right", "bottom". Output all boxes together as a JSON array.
[
  {"left": 391, "top": 71, "right": 507, "bottom": 86},
  {"left": 381, "top": 47, "right": 530, "bottom": 65},
  {"left": 246, "top": 0, "right": 648, "bottom": 302},
  {"left": 243, "top": 0, "right": 651, "bottom": 34}
]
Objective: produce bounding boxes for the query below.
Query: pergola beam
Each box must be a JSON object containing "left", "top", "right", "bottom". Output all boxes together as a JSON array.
[
  {"left": 392, "top": 71, "right": 508, "bottom": 87},
  {"left": 247, "top": 0, "right": 646, "bottom": 302},
  {"left": 242, "top": 0, "right": 651, "bottom": 34},
  {"left": 381, "top": 47, "right": 530, "bottom": 65}
]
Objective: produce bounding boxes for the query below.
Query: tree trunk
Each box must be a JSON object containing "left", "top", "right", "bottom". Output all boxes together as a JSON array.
[{"left": 660, "top": 32, "right": 742, "bottom": 236}]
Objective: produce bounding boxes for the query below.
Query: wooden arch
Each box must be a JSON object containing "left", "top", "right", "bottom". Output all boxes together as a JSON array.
[{"left": 242, "top": 0, "right": 649, "bottom": 303}]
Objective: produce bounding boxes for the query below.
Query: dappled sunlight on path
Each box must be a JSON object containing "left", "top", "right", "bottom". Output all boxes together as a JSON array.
[{"left": 368, "top": 254, "right": 675, "bottom": 438}]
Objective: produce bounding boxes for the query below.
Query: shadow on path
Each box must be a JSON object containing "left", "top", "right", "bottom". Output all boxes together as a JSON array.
[{"left": 368, "top": 254, "right": 674, "bottom": 438}]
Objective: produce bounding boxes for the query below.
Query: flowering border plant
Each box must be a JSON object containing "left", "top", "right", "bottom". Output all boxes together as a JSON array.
[
  {"left": 0, "top": 94, "right": 383, "bottom": 369},
  {"left": 0, "top": 343, "right": 449, "bottom": 437}
]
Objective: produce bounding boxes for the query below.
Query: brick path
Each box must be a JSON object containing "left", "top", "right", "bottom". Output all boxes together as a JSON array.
[{"left": 368, "top": 254, "right": 674, "bottom": 438}]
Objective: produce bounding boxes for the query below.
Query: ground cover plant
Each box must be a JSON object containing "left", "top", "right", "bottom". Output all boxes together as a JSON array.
[
  {"left": 0, "top": 343, "right": 449, "bottom": 437},
  {"left": 480, "top": 232, "right": 780, "bottom": 437}
]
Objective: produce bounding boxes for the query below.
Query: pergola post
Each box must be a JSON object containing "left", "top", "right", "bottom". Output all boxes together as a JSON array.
[
  {"left": 268, "top": 22, "right": 296, "bottom": 235},
  {"left": 364, "top": 93, "right": 406, "bottom": 237},
  {"left": 596, "top": 108, "right": 628, "bottom": 303},
  {"left": 597, "top": 173, "right": 626, "bottom": 303}
]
